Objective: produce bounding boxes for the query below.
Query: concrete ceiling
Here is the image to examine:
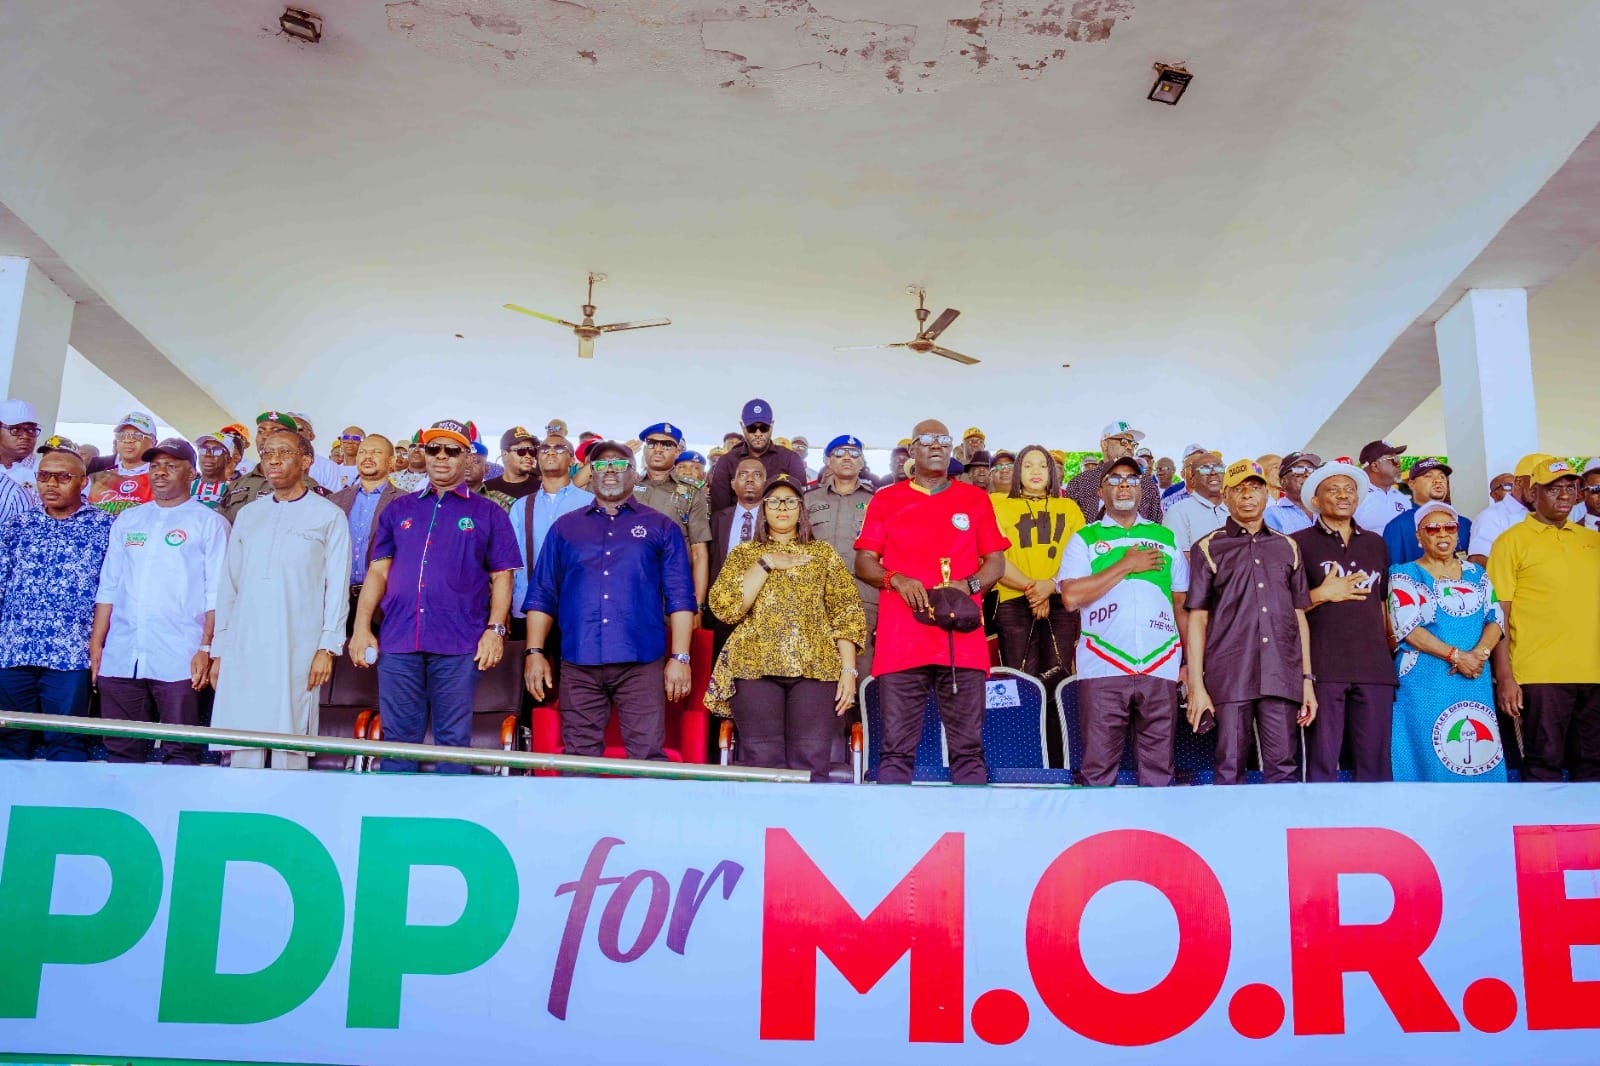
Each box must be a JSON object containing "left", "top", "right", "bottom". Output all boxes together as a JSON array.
[{"left": 2, "top": 0, "right": 1599, "bottom": 455}]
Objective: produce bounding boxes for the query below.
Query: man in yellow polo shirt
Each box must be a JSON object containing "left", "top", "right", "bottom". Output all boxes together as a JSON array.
[{"left": 1487, "top": 457, "right": 1600, "bottom": 781}]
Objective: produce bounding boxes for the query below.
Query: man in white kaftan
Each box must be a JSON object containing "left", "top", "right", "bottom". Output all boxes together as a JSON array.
[{"left": 209, "top": 429, "right": 351, "bottom": 768}]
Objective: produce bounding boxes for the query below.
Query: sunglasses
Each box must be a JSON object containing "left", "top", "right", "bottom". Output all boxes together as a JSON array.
[
  {"left": 991, "top": 463, "right": 1014, "bottom": 473},
  {"left": 1493, "top": 482, "right": 1514, "bottom": 492},
  {"left": 830, "top": 447, "right": 863, "bottom": 459},
  {"left": 537, "top": 444, "right": 571, "bottom": 455},
  {"left": 339, "top": 434, "right": 363, "bottom": 443},
  {"left": 1286, "top": 465, "right": 1316, "bottom": 476},
  {"left": 764, "top": 496, "right": 801, "bottom": 510},
  {"left": 1104, "top": 474, "right": 1141, "bottom": 487},
  {"left": 745, "top": 423, "right": 772, "bottom": 434},
  {"left": 1194, "top": 463, "right": 1225, "bottom": 475},
  {"left": 424, "top": 443, "right": 464, "bottom": 458},
  {"left": 914, "top": 433, "right": 954, "bottom": 446},
  {"left": 644, "top": 439, "right": 678, "bottom": 450},
  {"left": 198, "top": 446, "right": 230, "bottom": 457},
  {"left": 1420, "top": 523, "right": 1460, "bottom": 535},
  {"left": 591, "top": 458, "right": 631, "bottom": 472},
  {"left": 4, "top": 423, "right": 41, "bottom": 436},
  {"left": 1585, "top": 485, "right": 1600, "bottom": 494},
  {"left": 35, "top": 470, "right": 77, "bottom": 484},
  {"left": 507, "top": 446, "right": 537, "bottom": 457},
  {"left": 113, "top": 432, "right": 150, "bottom": 444}
]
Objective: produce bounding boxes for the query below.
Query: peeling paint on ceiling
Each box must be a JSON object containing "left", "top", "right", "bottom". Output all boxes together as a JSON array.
[{"left": 385, "top": 0, "right": 1133, "bottom": 104}]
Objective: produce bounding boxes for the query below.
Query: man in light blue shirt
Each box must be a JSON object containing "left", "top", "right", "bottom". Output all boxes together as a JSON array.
[
  {"left": 1264, "top": 450, "right": 1320, "bottom": 534},
  {"left": 507, "top": 434, "right": 591, "bottom": 627}
]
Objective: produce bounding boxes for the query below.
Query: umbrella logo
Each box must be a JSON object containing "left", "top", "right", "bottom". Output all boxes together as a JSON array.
[
  {"left": 1436, "top": 579, "right": 1480, "bottom": 617},
  {"left": 1431, "top": 700, "right": 1503, "bottom": 776}
]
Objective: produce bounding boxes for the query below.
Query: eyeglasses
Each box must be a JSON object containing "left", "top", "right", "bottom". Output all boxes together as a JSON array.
[
  {"left": 537, "top": 444, "right": 571, "bottom": 455},
  {"left": 591, "top": 458, "right": 631, "bottom": 472},
  {"left": 1420, "top": 523, "right": 1460, "bottom": 535},
  {"left": 1104, "top": 475, "right": 1141, "bottom": 487},
  {"left": 830, "top": 447, "right": 863, "bottom": 459},
  {"left": 644, "top": 439, "right": 678, "bottom": 450},
  {"left": 424, "top": 443, "right": 464, "bottom": 458},
  {"left": 764, "top": 496, "right": 801, "bottom": 510},
  {"left": 507, "top": 446, "right": 537, "bottom": 457},
  {"left": 1286, "top": 465, "right": 1315, "bottom": 476},
  {"left": 35, "top": 470, "right": 77, "bottom": 484},
  {"left": 1106, "top": 436, "right": 1137, "bottom": 448},
  {"left": 1585, "top": 485, "right": 1600, "bottom": 494},
  {"left": 258, "top": 448, "right": 300, "bottom": 462},
  {"left": 1194, "top": 464, "right": 1225, "bottom": 475},
  {"left": 914, "top": 433, "right": 953, "bottom": 446},
  {"left": 3, "top": 423, "right": 41, "bottom": 436},
  {"left": 113, "top": 432, "right": 150, "bottom": 444},
  {"left": 745, "top": 423, "right": 772, "bottom": 434}
]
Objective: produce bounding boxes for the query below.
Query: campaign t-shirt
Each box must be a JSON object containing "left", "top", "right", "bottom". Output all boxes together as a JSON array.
[
  {"left": 1058, "top": 518, "right": 1189, "bottom": 681},
  {"left": 88, "top": 469, "right": 152, "bottom": 516},
  {"left": 990, "top": 495, "right": 1085, "bottom": 603},
  {"left": 854, "top": 479, "right": 1008, "bottom": 675}
]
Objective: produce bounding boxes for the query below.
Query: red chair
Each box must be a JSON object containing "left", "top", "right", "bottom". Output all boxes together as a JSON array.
[{"left": 528, "top": 628, "right": 714, "bottom": 773}]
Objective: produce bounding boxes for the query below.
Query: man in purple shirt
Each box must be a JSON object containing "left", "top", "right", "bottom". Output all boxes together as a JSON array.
[
  {"left": 349, "top": 419, "right": 521, "bottom": 773},
  {"left": 524, "top": 440, "right": 698, "bottom": 761}
]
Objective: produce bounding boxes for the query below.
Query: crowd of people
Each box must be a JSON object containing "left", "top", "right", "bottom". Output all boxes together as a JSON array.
[{"left": 0, "top": 391, "right": 1596, "bottom": 786}]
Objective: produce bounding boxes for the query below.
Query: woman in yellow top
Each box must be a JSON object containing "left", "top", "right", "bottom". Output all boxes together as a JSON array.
[
  {"left": 706, "top": 474, "right": 868, "bottom": 781},
  {"left": 990, "top": 445, "right": 1085, "bottom": 680}
]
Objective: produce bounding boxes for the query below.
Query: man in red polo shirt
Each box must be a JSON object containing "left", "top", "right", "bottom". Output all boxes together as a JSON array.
[{"left": 855, "top": 419, "right": 1008, "bottom": 784}]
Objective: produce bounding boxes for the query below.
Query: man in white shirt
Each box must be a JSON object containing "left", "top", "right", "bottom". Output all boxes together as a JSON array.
[
  {"left": 0, "top": 397, "right": 42, "bottom": 502},
  {"left": 1353, "top": 439, "right": 1410, "bottom": 533},
  {"left": 89, "top": 439, "right": 229, "bottom": 764},
  {"left": 1163, "top": 450, "right": 1229, "bottom": 552},
  {"left": 1468, "top": 452, "right": 1549, "bottom": 563},
  {"left": 1160, "top": 443, "right": 1208, "bottom": 515},
  {"left": 293, "top": 413, "right": 352, "bottom": 490},
  {"left": 1264, "top": 450, "right": 1321, "bottom": 534}
]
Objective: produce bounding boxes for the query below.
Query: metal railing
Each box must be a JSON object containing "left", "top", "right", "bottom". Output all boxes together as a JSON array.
[{"left": 0, "top": 710, "right": 810, "bottom": 783}]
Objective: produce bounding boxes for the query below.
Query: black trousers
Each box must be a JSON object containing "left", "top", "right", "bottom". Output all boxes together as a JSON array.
[
  {"left": 98, "top": 675, "right": 203, "bottom": 765},
  {"left": 994, "top": 596, "right": 1075, "bottom": 679},
  {"left": 878, "top": 666, "right": 987, "bottom": 785},
  {"left": 730, "top": 676, "right": 836, "bottom": 782},
  {"left": 1306, "top": 681, "right": 1395, "bottom": 783},
  {"left": 1215, "top": 697, "right": 1300, "bottom": 784},
  {"left": 1521, "top": 683, "right": 1600, "bottom": 782},
  {"left": 559, "top": 659, "right": 666, "bottom": 761},
  {"left": 1079, "top": 675, "right": 1176, "bottom": 786}
]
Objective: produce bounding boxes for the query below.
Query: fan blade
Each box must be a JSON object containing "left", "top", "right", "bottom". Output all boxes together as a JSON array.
[
  {"left": 930, "top": 345, "right": 979, "bottom": 366},
  {"left": 833, "top": 343, "right": 910, "bottom": 351},
  {"left": 922, "top": 308, "right": 960, "bottom": 341},
  {"left": 577, "top": 335, "right": 595, "bottom": 359},
  {"left": 597, "top": 317, "right": 672, "bottom": 333},
  {"left": 504, "top": 304, "right": 579, "bottom": 329}
]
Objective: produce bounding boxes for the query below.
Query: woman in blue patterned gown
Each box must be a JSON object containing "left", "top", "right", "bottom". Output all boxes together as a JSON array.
[{"left": 1387, "top": 501, "right": 1507, "bottom": 781}]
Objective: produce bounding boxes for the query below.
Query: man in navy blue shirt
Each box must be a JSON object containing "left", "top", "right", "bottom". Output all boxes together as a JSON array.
[
  {"left": 349, "top": 419, "right": 521, "bottom": 773},
  {"left": 524, "top": 440, "right": 697, "bottom": 760},
  {"left": 1383, "top": 458, "right": 1472, "bottom": 565}
]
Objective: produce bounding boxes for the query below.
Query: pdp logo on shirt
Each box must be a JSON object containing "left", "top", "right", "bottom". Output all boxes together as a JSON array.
[
  {"left": 119, "top": 480, "right": 139, "bottom": 495},
  {"left": 951, "top": 512, "right": 970, "bottom": 531},
  {"left": 164, "top": 529, "right": 188, "bottom": 547},
  {"left": 458, "top": 517, "right": 475, "bottom": 532}
]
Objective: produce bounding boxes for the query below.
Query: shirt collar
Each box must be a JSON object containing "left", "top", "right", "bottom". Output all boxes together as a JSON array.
[
  {"left": 1314, "top": 516, "right": 1364, "bottom": 536},
  {"left": 585, "top": 497, "right": 637, "bottom": 516},
  {"left": 1223, "top": 516, "right": 1268, "bottom": 537},
  {"left": 417, "top": 481, "right": 471, "bottom": 500}
]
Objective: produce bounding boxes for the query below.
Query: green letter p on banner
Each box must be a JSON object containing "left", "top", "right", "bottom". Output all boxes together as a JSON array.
[{"left": 0, "top": 806, "right": 162, "bottom": 1018}]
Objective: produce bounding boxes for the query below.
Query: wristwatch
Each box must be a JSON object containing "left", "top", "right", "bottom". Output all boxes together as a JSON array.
[
  {"left": 1302, "top": 672, "right": 1317, "bottom": 682},
  {"left": 757, "top": 557, "right": 774, "bottom": 573},
  {"left": 485, "top": 623, "right": 508, "bottom": 637},
  {"left": 966, "top": 576, "right": 983, "bottom": 595},
  {"left": 525, "top": 647, "right": 545, "bottom": 657},
  {"left": 671, "top": 652, "right": 692, "bottom": 665}
]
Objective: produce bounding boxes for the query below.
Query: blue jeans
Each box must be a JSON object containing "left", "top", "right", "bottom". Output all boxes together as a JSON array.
[
  {"left": 377, "top": 652, "right": 477, "bottom": 773},
  {"left": 0, "top": 666, "right": 92, "bottom": 761}
]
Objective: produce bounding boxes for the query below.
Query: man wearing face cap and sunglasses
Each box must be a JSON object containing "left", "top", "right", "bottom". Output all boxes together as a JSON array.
[{"left": 706, "top": 399, "right": 808, "bottom": 515}]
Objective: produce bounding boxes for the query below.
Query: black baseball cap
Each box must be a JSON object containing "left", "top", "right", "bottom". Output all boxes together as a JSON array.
[
  {"left": 1099, "top": 455, "right": 1143, "bottom": 481},
  {"left": 142, "top": 438, "right": 197, "bottom": 465}
]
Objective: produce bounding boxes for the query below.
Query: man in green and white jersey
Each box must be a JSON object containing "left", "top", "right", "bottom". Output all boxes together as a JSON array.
[{"left": 1057, "top": 455, "right": 1189, "bottom": 786}]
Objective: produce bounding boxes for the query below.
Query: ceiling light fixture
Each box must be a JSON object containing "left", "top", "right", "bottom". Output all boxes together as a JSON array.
[
  {"left": 280, "top": 7, "right": 323, "bottom": 43},
  {"left": 1148, "top": 62, "right": 1191, "bottom": 105}
]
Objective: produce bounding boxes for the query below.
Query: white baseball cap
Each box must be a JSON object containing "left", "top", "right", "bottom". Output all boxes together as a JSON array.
[
  {"left": 1413, "top": 500, "right": 1459, "bottom": 528},
  {"left": 1583, "top": 457, "right": 1600, "bottom": 475},
  {"left": 1098, "top": 420, "right": 1145, "bottom": 443},
  {"left": 1181, "top": 442, "right": 1209, "bottom": 460},
  {"left": 0, "top": 398, "right": 38, "bottom": 426},
  {"left": 116, "top": 411, "right": 156, "bottom": 436}
]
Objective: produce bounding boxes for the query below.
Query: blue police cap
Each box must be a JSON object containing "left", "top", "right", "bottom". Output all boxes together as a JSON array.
[
  {"left": 639, "top": 422, "right": 684, "bottom": 444},
  {"left": 471, "top": 441, "right": 489, "bottom": 457},
  {"left": 824, "top": 434, "right": 863, "bottom": 456},
  {"left": 740, "top": 398, "right": 773, "bottom": 426},
  {"left": 676, "top": 450, "right": 707, "bottom": 466}
]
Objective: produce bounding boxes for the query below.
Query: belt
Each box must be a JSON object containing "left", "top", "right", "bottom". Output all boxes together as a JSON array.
[{"left": 349, "top": 583, "right": 363, "bottom": 593}]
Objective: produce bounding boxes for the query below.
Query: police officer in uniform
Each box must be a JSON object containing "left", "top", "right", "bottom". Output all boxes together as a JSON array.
[
  {"left": 633, "top": 422, "right": 713, "bottom": 614},
  {"left": 805, "top": 435, "right": 878, "bottom": 675}
]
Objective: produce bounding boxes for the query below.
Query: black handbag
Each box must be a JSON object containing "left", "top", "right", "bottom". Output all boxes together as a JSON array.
[{"left": 910, "top": 559, "right": 984, "bottom": 690}]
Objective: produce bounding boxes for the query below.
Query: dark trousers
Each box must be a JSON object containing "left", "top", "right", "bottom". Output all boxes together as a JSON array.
[
  {"left": 1521, "top": 683, "right": 1600, "bottom": 782},
  {"left": 878, "top": 666, "right": 987, "bottom": 785},
  {"left": 1214, "top": 696, "right": 1300, "bottom": 784},
  {"left": 560, "top": 659, "right": 666, "bottom": 761},
  {"left": 1079, "top": 675, "right": 1177, "bottom": 786},
  {"left": 730, "top": 676, "right": 836, "bottom": 782},
  {"left": 377, "top": 651, "right": 477, "bottom": 773},
  {"left": 99, "top": 675, "right": 202, "bottom": 764},
  {"left": 994, "top": 596, "right": 1075, "bottom": 679},
  {"left": 1306, "top": 680, "right": 1394, "bottom": 782},
  {"left": 0, "top": 667, "right": 91, "bottom": 761}
]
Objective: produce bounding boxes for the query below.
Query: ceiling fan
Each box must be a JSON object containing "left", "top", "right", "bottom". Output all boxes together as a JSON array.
[
  {"left": 504, "top": 272, "right": 671, "bottom": 359},
  {"left": 835, "top": 286, "right": 978, "bottom": 366}
]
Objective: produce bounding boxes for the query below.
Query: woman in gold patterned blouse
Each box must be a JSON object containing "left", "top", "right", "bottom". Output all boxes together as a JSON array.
[{"left": 706, "top": 474, "right": 867, "bottom": 781}]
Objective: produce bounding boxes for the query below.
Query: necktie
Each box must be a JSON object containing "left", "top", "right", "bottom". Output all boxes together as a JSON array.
[{"left": 740, "top": 509, "right": 753, "bottom": 542}]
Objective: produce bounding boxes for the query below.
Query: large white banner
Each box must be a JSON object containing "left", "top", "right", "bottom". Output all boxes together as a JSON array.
[{"left": 0, "top": 763, "right": 1597, "bottom": 1064}]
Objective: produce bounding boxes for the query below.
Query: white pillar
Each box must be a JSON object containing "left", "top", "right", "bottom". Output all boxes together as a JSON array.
[
  {"left": 1435, "top": 289, "right": 1538, "bottom": 515},
  {"left": 0, "top": 257, "right": 74, "bottom": 428}
]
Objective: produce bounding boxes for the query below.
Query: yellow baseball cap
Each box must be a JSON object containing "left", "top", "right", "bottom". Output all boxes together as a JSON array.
[
  {"left": 1515, "top": 453, "right": 1554, "bottom": 478},
  {"left": 1529, "top": 457, "right": 1579, "bottom": 486},
  {"left": 1224, "top": 458, "right": 1268, "bottom": 488},
  {"left": 963, "top": 427, "right": 985, "bottom": 440}
]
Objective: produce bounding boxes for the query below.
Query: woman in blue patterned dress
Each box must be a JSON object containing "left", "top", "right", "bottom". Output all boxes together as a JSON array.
[{"left": 1387, "top": 501, "right": 1507, "bottom": 781}]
